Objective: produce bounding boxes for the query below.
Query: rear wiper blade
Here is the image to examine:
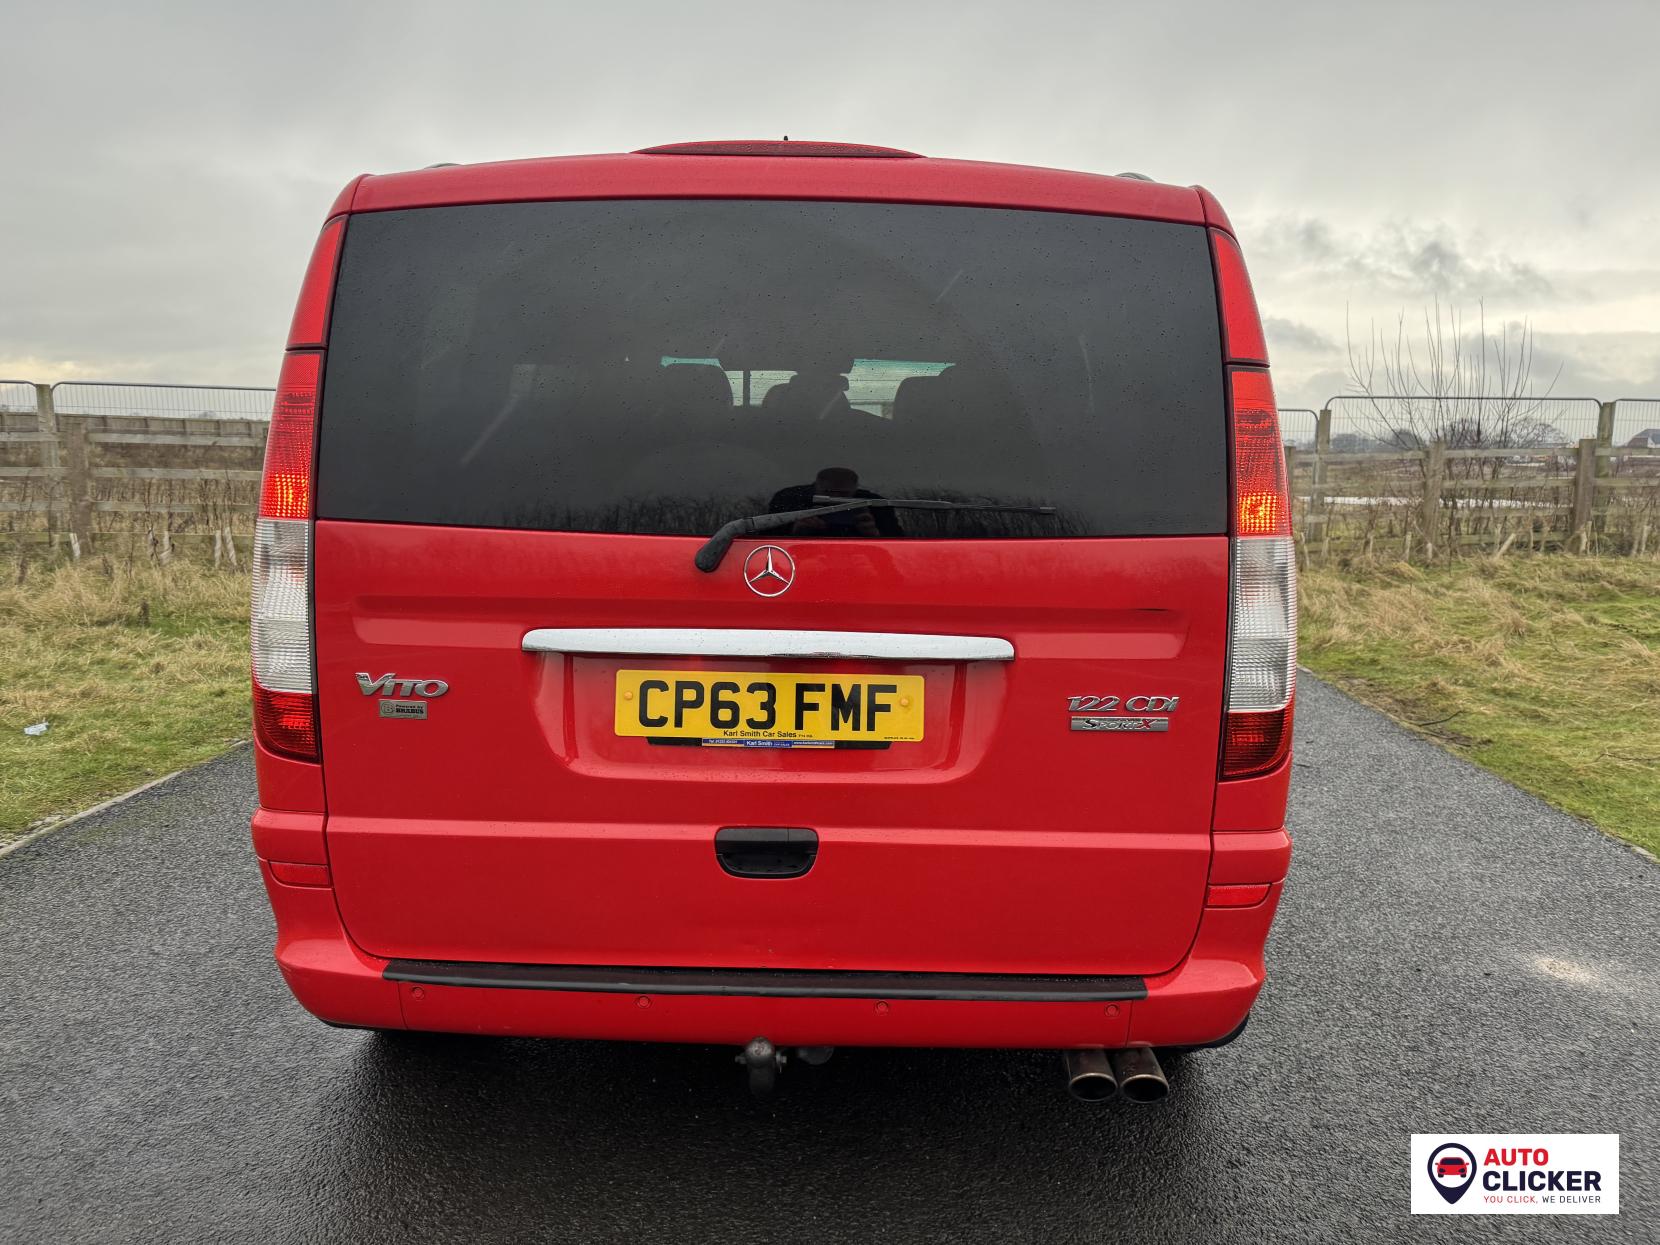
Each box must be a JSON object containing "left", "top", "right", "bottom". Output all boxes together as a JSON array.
[{"left": 694, "top": 496, "right": 1058, "bottom": 572}]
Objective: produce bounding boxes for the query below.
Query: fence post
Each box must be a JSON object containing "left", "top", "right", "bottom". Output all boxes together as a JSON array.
[
  {"left": 33, "top": 384, "right": 61, "bottom": 537},
  {"left": 1312, "top": 408, "right": 1331, "bottom": 538},
  {"left": 1420, "top": 440, "right": 1445, "bottom": 557},
  {"left": 1282, "top": 443, "right": 1301, "bottom": 564},
  {"left": 62, "top": 413, "right": 94, "bottom": 544},
  {"left": 1592, "top": 402, "right": 1617, "bottom": 537},
  {"left": 33, "top": 383, "right": 58, "bottom": 462},
  {"left": 1571, "top": 436, "right": 1597, "bottom": 547}
]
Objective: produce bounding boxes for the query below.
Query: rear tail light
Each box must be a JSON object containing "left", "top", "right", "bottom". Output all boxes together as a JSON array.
[
  {"left": 259, "top": 351, "right": 320, "bottom": 521},
  {"left": 252, "top": 516, "right": 316, "bottom": 759},
  {"left": 254, "top": 217, "right": 341, "bottom": 762},
  {"left": 1215, "top": 227, "right": 1295, "bottom": 779},
  {"left": 1224, "top": 528, "right": 1296, "bottom": 777}
]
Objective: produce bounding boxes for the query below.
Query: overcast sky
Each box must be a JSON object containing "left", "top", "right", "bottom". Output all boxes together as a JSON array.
[{"left": 4, "top": 0, "right": 1658, "bottom": 411}]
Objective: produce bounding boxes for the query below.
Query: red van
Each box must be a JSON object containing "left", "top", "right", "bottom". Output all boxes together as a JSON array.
[{"left": 250, "top": 141, "right": 1295, "bottom": 1101}]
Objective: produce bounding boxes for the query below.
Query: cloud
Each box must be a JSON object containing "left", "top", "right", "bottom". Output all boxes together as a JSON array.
[
  {"left": 4, "top": 1, "right": 1660, "bottom": 388},
  {"left": 1263, "top": 317, "right": 1338, "bottom": 354},
  {"left": 1251, "top": 217, "right": 1555, "bottom": 303}
]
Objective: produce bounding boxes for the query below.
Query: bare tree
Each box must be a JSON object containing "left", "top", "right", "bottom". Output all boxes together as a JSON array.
[
  {"left": 1345, "top": 299, "right": 1562, "bottom": 450},
  {"left": 1339, "top": 301, "right": 1567, "bottom": 554}
]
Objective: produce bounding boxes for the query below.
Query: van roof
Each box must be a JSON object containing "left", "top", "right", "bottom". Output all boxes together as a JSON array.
[{"left": 332, "top": 146, "right": 1223, "bottom": 227}]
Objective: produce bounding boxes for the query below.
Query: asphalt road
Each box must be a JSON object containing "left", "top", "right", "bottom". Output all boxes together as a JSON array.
[{"left": 2, "top": 677, "right": 1654, "bottom": 1243}]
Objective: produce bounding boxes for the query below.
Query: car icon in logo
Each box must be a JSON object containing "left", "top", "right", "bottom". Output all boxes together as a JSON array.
[
  {"left": 742, "top": 545, "right": 795, "bottom": 597},
  {"left": 1427, "top": 1142, "right": 1479, "bottom": 1205}
]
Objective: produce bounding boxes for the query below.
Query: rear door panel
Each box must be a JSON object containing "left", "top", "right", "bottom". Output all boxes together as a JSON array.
[{"left": 316, "top": 522, "right": 1227, "bottom": 976}]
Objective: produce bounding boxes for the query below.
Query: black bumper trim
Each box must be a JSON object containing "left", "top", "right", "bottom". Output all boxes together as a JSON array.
[{"left": 382, "top": 960, "right": 1148, "bottom": 1003}]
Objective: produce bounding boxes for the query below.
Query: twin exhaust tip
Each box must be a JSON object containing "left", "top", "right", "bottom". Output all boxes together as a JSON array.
[
  {"left": 1062, "top": 1047, "right": 1169, "bottom": 1104},
  {"left": 733, "top": 1039, "right": 1166, "bottom": 1101}
]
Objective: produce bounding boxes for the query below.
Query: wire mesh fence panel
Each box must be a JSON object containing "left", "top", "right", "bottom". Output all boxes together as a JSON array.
[
  {"left": 1277, "top": 408, "right": 1317, "bottom": 449},
  {"left": 1325, "top": 395, "right": 1602, "bottom": 450},
  {"left": 50, "top": 383, "right": 275, "bottom": 421},
  {"left": 1611, "top": 399, "right": 1660, "bottom": 448},
  {"left": 0, "top": 380, "right": 39, "bottom": 417}
]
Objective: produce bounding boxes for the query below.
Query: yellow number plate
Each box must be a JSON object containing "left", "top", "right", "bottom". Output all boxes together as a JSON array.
[{"left": 615, "top": 670, "right": 924, "bottom": 743}]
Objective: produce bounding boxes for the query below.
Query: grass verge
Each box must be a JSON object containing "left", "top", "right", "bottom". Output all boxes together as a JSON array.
[
  {"left": 1, "top": 559, "right": 250, "bottom": 844},
  {"left": 1299, "top": 555, "right": 1660, "bottom": 857}
]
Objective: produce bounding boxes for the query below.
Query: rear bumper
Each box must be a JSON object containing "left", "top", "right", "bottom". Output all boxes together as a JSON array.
[{"left": 256, "top": 837, "right": 1288, "bottom": 1048}]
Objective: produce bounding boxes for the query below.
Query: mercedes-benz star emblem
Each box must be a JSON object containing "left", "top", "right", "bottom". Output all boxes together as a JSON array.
[{"left": 742, "top": 545, "right": 795, "bottom": 597}]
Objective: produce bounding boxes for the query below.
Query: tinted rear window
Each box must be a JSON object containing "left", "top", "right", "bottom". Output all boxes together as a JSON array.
[{"left": 318, "top": 200, "right": 1225, "bottom": 537}]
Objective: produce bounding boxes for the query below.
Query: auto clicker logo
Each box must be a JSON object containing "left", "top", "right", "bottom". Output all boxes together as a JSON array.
[
  {"left": 1411, "top": 1133, "right": 1619, "bottom": 1215},
  {"left": 1427, "top": 1142, "right": 1478, "bottom": 1205}
]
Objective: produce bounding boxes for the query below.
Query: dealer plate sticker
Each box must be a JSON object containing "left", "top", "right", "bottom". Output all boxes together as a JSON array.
[{"left": 1411, "top": 1134, "right": 1618, "bottom": 1214}]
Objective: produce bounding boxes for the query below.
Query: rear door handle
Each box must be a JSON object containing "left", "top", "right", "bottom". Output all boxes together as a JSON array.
[{"left": 715, "top": 827, "right": 818, "bottom": 879}]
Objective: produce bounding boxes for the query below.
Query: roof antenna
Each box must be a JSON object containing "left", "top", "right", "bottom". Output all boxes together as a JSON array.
[{"left": 782, "top": 135, "right": 789, "bottom": 141}]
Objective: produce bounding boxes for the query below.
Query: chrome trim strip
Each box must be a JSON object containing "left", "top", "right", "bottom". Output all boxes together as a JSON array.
[{"left": 521, "top": 628, "right": 1014, "bottom": 662}]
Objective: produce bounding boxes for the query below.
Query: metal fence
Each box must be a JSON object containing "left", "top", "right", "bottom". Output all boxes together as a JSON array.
[
  {"left": 1323, "top": 395, "right": 1605, "bottom": 451},
  {"left": 2, "top": 381, "right": 1654, "bottom": 444},
  {"left": 1276, "top": 408, "right": 1318, "bottom": 449},
  {"left": 49, "top": 382, "right": 275, "bottom": 421},
  {"left": 1611, "top": 399, "right": 1660, "bottom": 447},
  {"left": 0, "top": 380, "right": 39, "bottom": 416},
  {"left": 3, "top": 377, "right": 1660, "bottom": 561}
]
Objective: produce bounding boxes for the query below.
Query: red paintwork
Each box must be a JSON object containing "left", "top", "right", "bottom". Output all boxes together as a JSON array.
[
  {"left": 1212, "top": 756, "right": 1291, "bottom": 831},
  {"left": 256, "top": 863, "right": 1279, "bottom": 1048},
  {"left": 252, "top": 149, "right": 1295, "bottom": 1055},
  {"left": 1209, "top": 829, "right": 1293, "bottom": 886},
  {"left": 348, "top": 152, "right": 1207, "bottom": 223},
  {"left": 285, "top": 217, "right": 344, "bottom": 349},
  {"left": 259, "top": 862, "right": 402, "bottom": 1029},
  {"left": 252, "top": 737, "right": 324, "bottom": 814},
  {"left": 1129, "top": 884, "right": 1283, "bottom": 1048},
  {"left": 314, "top": 523, "right": 1229, "bottom": 977},
  {"left": 250, "top": 806, "right": 327, "bottom": 862},
  {"left": 634, "top": 140, "right": 922, "bottom": 158},
  {"left": 325, "top": 173, "right": 366, "bottom": 220},
  {"left": 1214, "top": 234, "right": 1271, "bottom": 366},
  {"left": 1193, "top": 185, "right": 1235, "bottom": 236}
]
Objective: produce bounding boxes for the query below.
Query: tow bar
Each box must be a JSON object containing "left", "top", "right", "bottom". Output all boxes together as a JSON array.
[
  {"left": 736, "top": 1037, "right": 787, "bottom": 1096},
  {"left": 735, "top": 1038, "right": 834, "bottom": 1096}
]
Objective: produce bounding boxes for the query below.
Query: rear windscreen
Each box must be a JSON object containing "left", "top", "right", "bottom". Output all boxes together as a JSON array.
[{"left": 318, "top": 200, "right": 1225, "bottom": 537}]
